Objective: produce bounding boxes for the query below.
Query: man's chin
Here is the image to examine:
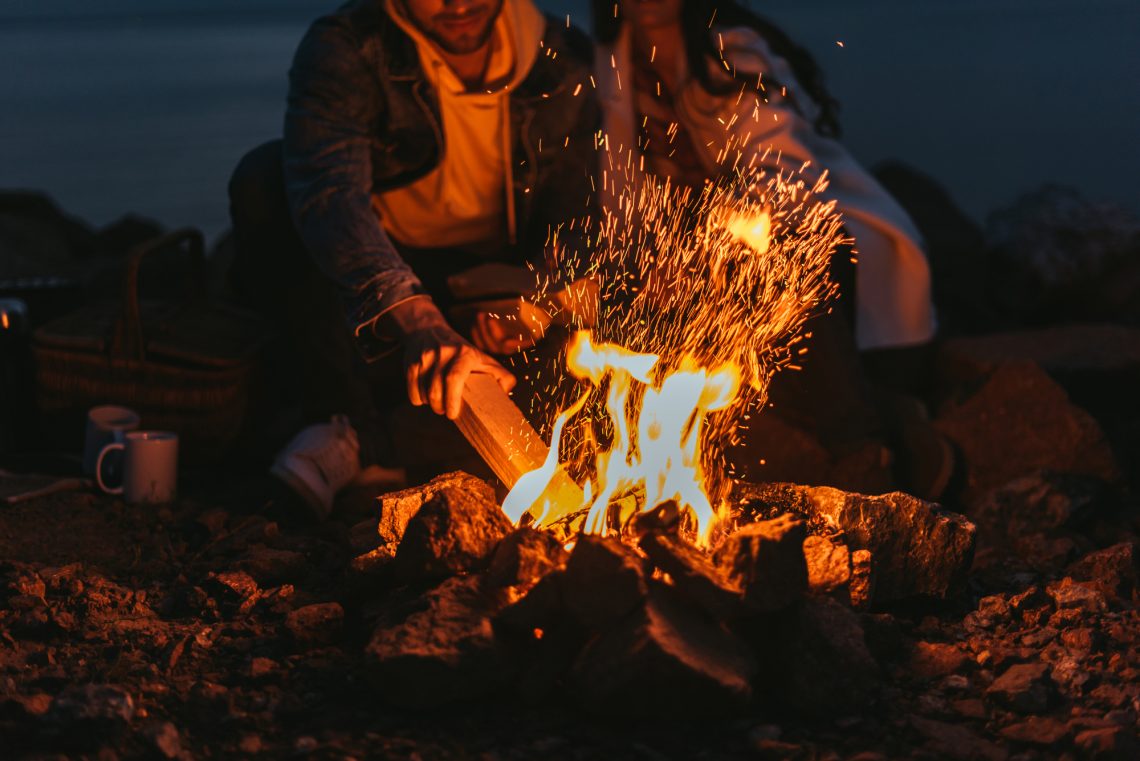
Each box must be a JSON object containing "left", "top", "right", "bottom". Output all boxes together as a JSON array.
[{"left": 433, "top": 33, "right": 488, "bottom": 55}]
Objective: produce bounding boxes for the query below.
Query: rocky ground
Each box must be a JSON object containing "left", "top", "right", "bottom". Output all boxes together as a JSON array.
[
  {"left": 2, "top": 328, "right": 1138, "bottom": 759},
  {"left": 2, "top": 181, "right": 1140, "bottom": 759}
]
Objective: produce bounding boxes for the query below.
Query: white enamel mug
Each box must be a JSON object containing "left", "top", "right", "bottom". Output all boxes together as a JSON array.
[
  {"left": 96, "top": 431, "right": 179, "bottom": 504},
  {"left": 82, "top": 405, "right": 141, "bottom": 476}
]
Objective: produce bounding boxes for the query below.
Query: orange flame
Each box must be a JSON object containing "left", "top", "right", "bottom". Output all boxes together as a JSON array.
[{"left": 502, "top": 331, "right": 740, "bottom": 546}]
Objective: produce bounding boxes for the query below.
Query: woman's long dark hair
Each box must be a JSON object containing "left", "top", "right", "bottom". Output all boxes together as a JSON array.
[{"left": 592, "top": 0, "right": 842, "bottom": 138}]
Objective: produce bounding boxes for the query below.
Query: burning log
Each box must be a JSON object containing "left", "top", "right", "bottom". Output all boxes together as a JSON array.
[{"left": 638, "top": 530, "right": 743, "bottom": 620}]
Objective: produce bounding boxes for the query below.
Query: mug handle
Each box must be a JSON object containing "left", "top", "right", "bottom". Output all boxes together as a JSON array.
[{"left": 95, "top": 442, "right": 126, "bottom": 495}]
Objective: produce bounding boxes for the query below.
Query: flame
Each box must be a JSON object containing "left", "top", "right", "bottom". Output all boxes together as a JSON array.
[{"left": 503, "top": 331, "right": 741, "bottom": 546}]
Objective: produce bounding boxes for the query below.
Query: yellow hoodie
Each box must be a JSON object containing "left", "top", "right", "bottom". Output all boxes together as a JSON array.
[{"left": 376, "top": 0, "right": 546, "bottom": 252}]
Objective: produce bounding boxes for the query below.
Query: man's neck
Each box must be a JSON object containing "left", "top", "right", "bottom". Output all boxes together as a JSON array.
[{"left": 440, "top": 44, "right": 494, "bottom": 91}]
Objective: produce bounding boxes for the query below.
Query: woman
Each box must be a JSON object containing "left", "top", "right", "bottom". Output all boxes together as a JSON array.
[{"left": 592, "top": 0, "right": 951, "bottom": 498}]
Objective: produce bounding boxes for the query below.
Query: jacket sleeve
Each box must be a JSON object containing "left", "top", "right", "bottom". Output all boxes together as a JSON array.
[{"left": 283, "top": 17, "right": 426, "bottom": 355}]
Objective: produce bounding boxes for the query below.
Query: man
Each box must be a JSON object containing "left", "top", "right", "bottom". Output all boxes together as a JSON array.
[{"left": 228, "top": 0, "right": 599, "bottom": 517}]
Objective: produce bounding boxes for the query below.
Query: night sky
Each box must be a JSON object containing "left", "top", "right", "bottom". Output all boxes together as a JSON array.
[{"left": 1, "top": 0, "right": 1136, "bottom": 238}]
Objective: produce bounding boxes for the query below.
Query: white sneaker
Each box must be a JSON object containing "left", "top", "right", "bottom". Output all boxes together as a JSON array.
[{"left": 270, "top": 414, "right": 361, "bottom": 519}]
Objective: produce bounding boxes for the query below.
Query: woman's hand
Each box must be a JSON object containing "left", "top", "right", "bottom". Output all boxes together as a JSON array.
[
  {"left": 387, "top": 298, "right": 515, "bottom": 419},
  {"left": 470, "top": 298, "right": 553, "bottom": 355}
]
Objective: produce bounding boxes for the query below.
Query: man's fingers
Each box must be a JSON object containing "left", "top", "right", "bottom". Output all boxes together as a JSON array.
[
  {"left": 428, "top": 351, "right": 447, "bottom": 415},
  {"left": 479, "top": 354, "right": 517, "bottom": 392},
  {"left": 407, "top": 362, "right": 423, "bottom": 407},
  {"left": 443, "top": 353, "right": 476, "bottom": 420}
]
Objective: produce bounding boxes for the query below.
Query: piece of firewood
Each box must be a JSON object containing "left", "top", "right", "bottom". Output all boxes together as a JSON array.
[
  {"left": 455, "top": 373, "right": 550, "bottom": 488},
  {"left": 456, "top": 374, "right": 585, "bottom": 511}
]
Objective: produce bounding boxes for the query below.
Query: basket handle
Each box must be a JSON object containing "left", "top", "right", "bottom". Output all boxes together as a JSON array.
[{"left": 113, "top": 228, "right": 206, "bottom": 362}]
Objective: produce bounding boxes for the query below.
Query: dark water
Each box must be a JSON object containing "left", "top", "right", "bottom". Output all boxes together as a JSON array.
[{"left": 1, "top": 0, "right": 1137, "bottom": 242}]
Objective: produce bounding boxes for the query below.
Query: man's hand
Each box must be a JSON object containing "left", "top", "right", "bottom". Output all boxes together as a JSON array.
[{"left": 386, "top": 298, "right": 516, "bottom": 419}]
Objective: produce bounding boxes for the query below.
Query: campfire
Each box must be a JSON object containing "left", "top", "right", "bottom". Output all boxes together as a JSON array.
[{"left": 352, "top": 165, "right": 978, "bottom": 717}]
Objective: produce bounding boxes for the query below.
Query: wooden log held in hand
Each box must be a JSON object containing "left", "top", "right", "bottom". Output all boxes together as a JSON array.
[{"left": 455, "top": 373, "right": 584, "bottom": 508}]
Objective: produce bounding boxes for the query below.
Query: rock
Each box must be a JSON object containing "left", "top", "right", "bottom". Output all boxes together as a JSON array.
[
  {"left": 998, "top": 716, "right": 1070, "bottom": 745},
  {"left": 284, "top": 603, "right": 344, "bottom": 648},
  {"left": 1010, "top": 586, "right": 1056, "bottom": 627},
  {"left": 1068, "top": 543, "right": 1137, "bottom": 601},
  {"left": 1048, "top": 578, "right": 1108, "bottom": 614},
  {"left": 714, "top": 515, "right": 807, "bottom": 612},
  {"left": 394, "top": 484, "right": 513, "bottom": 580},
  {"left": 909, "top": 715, "right": 1008, "bottom": 761},
  {"left": 560, "top": 535, "right": 649, "bottom": 631},
  {"left": 983, "top": 186, "right": 1140, "bottom": 325},
  {"left": 639, "top": 530, "right": 743, "bottom": 619},
  {"left": 366, "top": 576, "right": 511, "bottom": 708},
  {"left": 142, "top": 721, "right": 183, "bottom": 759},
  {"left": 909, "top": 642, "right": 973, "bottom": 680},
  {"left": 985, "top": 663, "right": 1053, "bottom": 713},
  {"left": 773, "top": 486, "right": 975, "bottom": 603},
  {"left": 970, "top": 470, "right": 1110, "bottom": 546},
  {"left": 378, "top": 471, "right": 497, "bottom": 545},
  {"left": 485, "top": 527, "right": 567, "bottom": 590},
  {"left": 849, "top": 549, "right": 875, "bottom": 609},
  {"left": 802, "top": 534, "right": 851, "bottom": 595},
  {"left": 1074, "top": 726, "right": 1140, "bottom": 760},
  {"left": 46, "top": 684, "right": 135, "bottom": 737},
  {"left": 568, "top": 585, "right": 755, "bottom": 717},
  {"left": 769, "top": 596, "right": 880, "bottom": 715},
  {"left": 234, "top": 545, "right": 307, "bottom": 586},
  {"left": 935, "top": 362, "right": 1121, "bottom": 502},
  {"left": 201, "top": 570, "right": 260, "bottom": 614},
  {"left": 249, "top": 656, "right": 279, "bottom": 679}
]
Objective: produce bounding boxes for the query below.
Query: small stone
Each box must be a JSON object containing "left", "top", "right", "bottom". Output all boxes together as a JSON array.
[
  {"left": 909, "top": 641, "right": 973, "bottom": 680},
  {"left": 1074, "top": 726, "right": 1139, "bottom": 760},
  {"left": 47, "top": 684, "right": 135, "bottom": 735},
  {"left": 1020, "top": 627, "right": 1058, "bottom": 648},
  {"left": 714, "top": 515, "right": 807, "bottom": 612},
  {"left": 568, "top": 585, "right": 755, "bottom": 717},
  {"left": 934, "top": 362, "right": 1121, "bottom": 502},
  {"left": 249, "top": 657, "right": 278, "bottom": 679},
  {"left": 802, "top": 535, "right": 851, "bottom": 595},
  {"left": 849, "top": 549, "right": 874, "bottom": 609},
  {"left": 639, "top": 530, "right": 742, "bottom": 619},
  {"left": 986, "top": 662, "right": 1052, "bottom": 713},
  {"left": 284, "top": 602, "right": 344, "bottom": 648},
  {"left": 952, "top": 698, "right": 988, "bottom": 719},
  {"left": 394, "top": 484, "right": 513, "bottom": 580},
  {"left": 378, "top": 471, "right": 497, "bottom": 545},
  {"left": 366, "top": 576, "right": 511, "bottom": 708},
  {"left": 909, "top": 715, "right": 1008, "bottom": 761},
  {"left": 238, "top": 734, "right": 263, "bottom": 754},
  {"left": 561, "top": 535, "right": 649, "bottom": 631},
  {"left": 235, "top": 545, "right": 307, "bottom": 585},
  {"left": 1068, "top": 543, "right": 1137, "bottom": 601},
  {"left": 999, "top": 716, "right": 1069, "bottom": 745},
  {"left": 1047, "top": 578, "right": 1107, "bottom": 613},
  {"left": 485, "top": 527, "right": 567, "bottom": 589},
  {"left": 202, "top": 570, "right": 260, "bottom": 613},
  {"left": 1010, "top": 586, "right": 1055, "bottom": 627},
  {"left": 142, "top": 721, "right": 183, "bottom": 759}
]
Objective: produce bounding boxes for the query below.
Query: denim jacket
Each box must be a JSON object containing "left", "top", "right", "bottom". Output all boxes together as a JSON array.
[{"left": 282, "top": 0, "right": 600, "bottom": 354}]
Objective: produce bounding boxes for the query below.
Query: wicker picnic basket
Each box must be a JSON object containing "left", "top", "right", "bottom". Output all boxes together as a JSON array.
[{"left": 32, "top": 228, "right": 269, "bottom": 459}]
